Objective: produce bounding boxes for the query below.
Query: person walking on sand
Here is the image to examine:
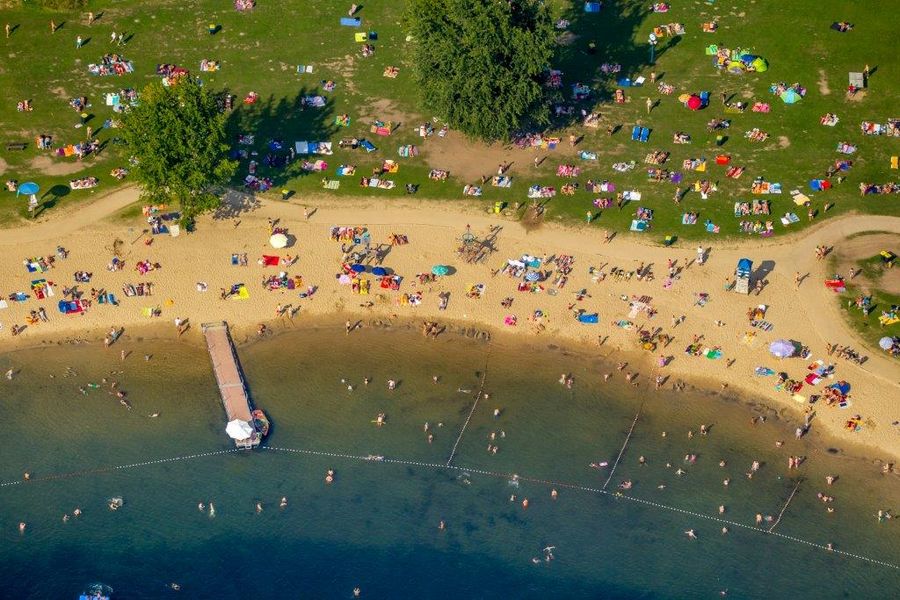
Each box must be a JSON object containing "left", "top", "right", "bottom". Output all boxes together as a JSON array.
[
  {"left": 794, "top": 271, "right": 802, "bottom": 288},
  {"left": 646, "top": 97, "right": 653, "bottom": 114},
  {"left": 75, "top": 35, "right": 83, "bottom": 49},
  {"left": 50, "top": 20, "right": 56, "bottom": 34},
  {"left": 696, "top": 245, "right": 705, "bottom": 265},
  {"left": 5, "top": 23, "right": 10, "bottom": 38}
]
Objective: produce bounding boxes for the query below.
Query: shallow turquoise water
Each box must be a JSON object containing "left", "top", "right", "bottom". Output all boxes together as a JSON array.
[{"left": 0, "top": 324, "right": 898, "bottom": 599}]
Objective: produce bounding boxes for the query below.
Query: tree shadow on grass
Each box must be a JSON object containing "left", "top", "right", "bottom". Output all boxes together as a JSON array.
[
  {"left": 224, "top": 88, "right": 340, "bottom": 192},
  {"left": 549, "top": 0, "right": 660, "bottom": 129}
]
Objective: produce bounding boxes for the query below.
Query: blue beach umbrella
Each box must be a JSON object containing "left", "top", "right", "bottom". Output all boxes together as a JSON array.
[
  {"left": 431, "top": 265, "right": 449, "bottom": 276},
  {"left": 372, "top": 267, "right": 387, "bottom": 276},
  {"left": 17, "top": 182, "right": 40, "bottom": 196},
  {"left": 524, "top": 271, "right": 541, "bottom": 282},
  {"left": 350, "top": 264, "right": 366, "bottom": 273}
]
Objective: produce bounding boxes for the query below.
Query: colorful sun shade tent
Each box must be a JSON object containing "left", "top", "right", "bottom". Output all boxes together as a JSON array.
[
  {"left": 879, "top": 336, "right": 895, "bottom": 350},
  {"left": 687, "top": 95, "right": 702, "bottom": 110},
  {"left": 751, "top": 57, "right": 768, "bottom": 72},
  {"left": 431, "top": 265, "right": 450, "bottom": 276},
  {"left": 350, "top": 264, "right": 366, "bottom": 273},
  {"left": 371, "top": 267, "right": 387, "bottom": 276},
  {"left": 780, "top": 89, "right": 800, "bottom": 104}
]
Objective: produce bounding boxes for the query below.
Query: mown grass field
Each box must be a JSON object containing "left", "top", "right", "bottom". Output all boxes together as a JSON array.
[{"left": 0, "top": 0, "right": 897, "bottom": 237}]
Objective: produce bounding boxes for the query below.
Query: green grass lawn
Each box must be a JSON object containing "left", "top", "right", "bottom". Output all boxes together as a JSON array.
[
  {"left": 829, "top": 244, "right": 899, "bottom": 358},
  {"left": 0, "top": 0, "right": 898, "bottom": 236},
  {"left": 836, "top": 284, "right": 899, "bottom": 358}
]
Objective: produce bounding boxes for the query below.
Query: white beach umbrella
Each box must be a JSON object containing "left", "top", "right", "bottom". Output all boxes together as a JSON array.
[
  {"left": 225, "top": 419, "right": 254, "bottom": 440},
  {"left": 269, "top": 233, "right": 288, "bottom": 249}
]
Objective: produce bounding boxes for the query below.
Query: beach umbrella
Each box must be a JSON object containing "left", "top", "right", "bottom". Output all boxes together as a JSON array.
[
  {"left": 780, "top": 89, "right": 800, "bottom": 104},
  {"left": 677, "top": 93, "right": 691, "bottom": 103},
  {"left": 830, "top": 381, "right": 851, "bottom": 395},
  {"left": 879, "top": 336, "right": 895, "bottom": 350},
  {"left": 269, "top": 233, "right": 288, "bottom": 248},
  {"left": 431, "top": 265, "right": 450, "bottom": 276},
  {"left": 751, "top": 57, "right": 768, "bottom": 72},
  {"left": 524, "top": 271, "right": 541, "bottom": 282},
  {"left": 350, "top": 264, "right": 366, "bottom": 273},
  {"left": 768, "top": 339, "right": 797, "bottom": 358},
  {"left": 687, "top": 95, "right": 702, "bottom": 110},
  {"left": 225, "top": 419, "right": 254, "bottom": 440},
  {"left": 372, "top": 267, "right": 388, "bottom": 276},
  {"left": 338, "top": 274, "right": 352, "bottom": 285},
  {"left": 16, "top": 182, "right": 40, "bottom": 196}
]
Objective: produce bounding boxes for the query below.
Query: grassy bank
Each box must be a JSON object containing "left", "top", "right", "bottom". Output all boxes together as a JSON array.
[{"left": 1, "top": 0, "right": 898, "bottom": 236}]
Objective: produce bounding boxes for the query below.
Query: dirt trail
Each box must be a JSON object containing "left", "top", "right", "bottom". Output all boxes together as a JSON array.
[{"left": 0, "top": 185, "right": 140, "bottom": 243}]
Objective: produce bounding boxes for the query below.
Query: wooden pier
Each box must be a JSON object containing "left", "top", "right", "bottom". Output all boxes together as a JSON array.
[{"left": 202, "top": 321, "right": 260, "bottom": 449}]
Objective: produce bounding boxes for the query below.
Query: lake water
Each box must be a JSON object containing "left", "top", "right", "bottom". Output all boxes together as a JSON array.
[{"left": 0, "top": 323, "right": 897, "bottom": 599}]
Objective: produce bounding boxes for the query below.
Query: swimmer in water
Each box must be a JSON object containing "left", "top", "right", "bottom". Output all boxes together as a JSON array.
[
  {"left": 718, "top": 505, "right": 726, "bottom": 514},
  {"left": 280, "top": 497, "right": 288, "bottom": 509},
  {"left": 353, "top": 587, "right": 361, "bottom": 598},
  {"left": 433, "top": 375, "right": 439, "bottom": 384},
  {"left": 719, "top": 460, "right": 726, "bottom": 468},
  {"left": 685, "top": 529, "right": 697, "bottom": 540},
  {"left": 755, "top": 513, "right": 763, "bottom": 525},
  {"left": 387, "top": 379, "right": 396, "bottom": 390},
  {"left": 169, "top": 583, "right": 181, "bottom": 591},
  {"left": 661, "top": 431, "right": 667, "bottom": 437},
  {"left": 208, "top": 503, "right": 216, "bottom": 518},
  {"left": 825, "top": 475, "right": 835, "bottom": 485},
  {"left": 363, "top": 377, "right": 370, "bottom": 386},
  {"left": 438, "top": 520, "right": 445, "bottom": 530},
  {"left": 675, "top": 468, "right": 685, "bottom": 476},
  {"left": 149, "top": 412, "right": 160, "bottom": 418},
  {"left": 198, "top": 502, "right": 205, "bottom": 512},
  {"left": 62, "top": 514, "right": 69, "bottom": 523},
  {"left": 639, "top": 455, "right": 646, "bottom": 465},
  {"left": 721, "top": 527, "right": 729, "bottom": 535},
  {"left": 493, "top": 408, "right": 500, "bottom": 418},
  {"left": 522, "top": 498, "right": 529, "bottom": 508},
  {"left": 73, "top": 508, "right": 82, "bottom": 517},
  {"left": 723, "top": 478, "right": 730, "bottom": 487},
  {"left": 18, "top": 522, "right": 26, "bottom": 534},
  {"left": 326, "top": 469, "right": 335, "bottom": 484},
  {"left": 256, "top": 502, "right": 263, "bottom": 513},
  {"left": 551, "top": 489, "right": 558, "bottom": 500}
]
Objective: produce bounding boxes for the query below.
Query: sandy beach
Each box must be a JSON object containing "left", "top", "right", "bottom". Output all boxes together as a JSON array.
[{"left": 1, "top": 188, "right": 898, "bottom": 462}]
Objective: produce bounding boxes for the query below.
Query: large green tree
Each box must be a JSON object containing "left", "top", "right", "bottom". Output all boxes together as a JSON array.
[
  {"left": 405, "top": 0, "right": 555, "bottom": 141},
  {"left": 121, "top": 79, "right": 236, "bottom": 221}
]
